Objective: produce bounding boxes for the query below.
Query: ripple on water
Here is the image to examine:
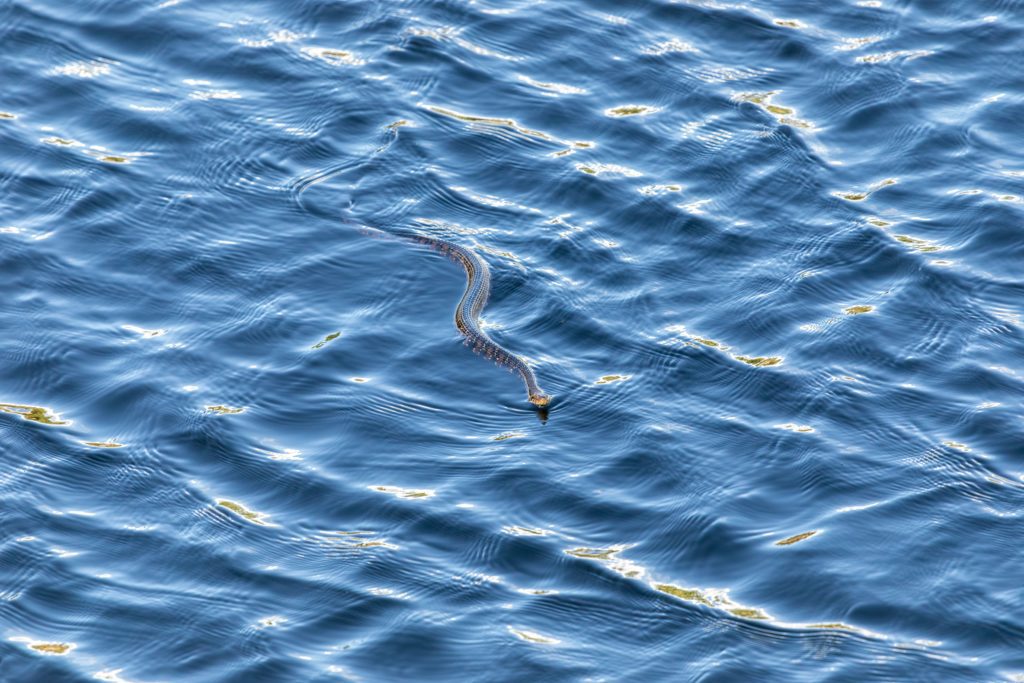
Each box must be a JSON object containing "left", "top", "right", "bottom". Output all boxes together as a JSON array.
[
  {"left": 575, "top": 162, "right": 643, "bottom": 178},
  {"left": 515, "top": 74, "right": 588, "bottom": 96},
  {"left": 424, "top": 104, "right": 592, "bottom": 149},
  {"left": 51, "top": 60, "right": 113, "bottom": 78},
  {"left": 733, "top": 91, "right": 813, "bottom": 129},
  {"left": 300, "top": 47, "right": 366, "bottom": 67},
  {"left": 507, "top": 626, "right": 560, "bottom": 645}
]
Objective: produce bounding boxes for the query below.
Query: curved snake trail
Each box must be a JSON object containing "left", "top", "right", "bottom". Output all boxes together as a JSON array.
[{"left": 290, "top": 136, "right": 551, "bottom": 408}]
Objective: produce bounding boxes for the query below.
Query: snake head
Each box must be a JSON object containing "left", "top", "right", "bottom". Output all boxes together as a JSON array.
[{"left": 529, "top": 392, "right": 551, "bottom": 408}]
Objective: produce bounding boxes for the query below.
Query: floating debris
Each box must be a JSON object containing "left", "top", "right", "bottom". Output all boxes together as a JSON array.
[{"left": 508, "top": 626, "right": 560, "bottom": 644}]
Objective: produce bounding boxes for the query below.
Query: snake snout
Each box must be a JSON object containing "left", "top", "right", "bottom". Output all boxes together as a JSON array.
[{"left": 529, "top": 393, "right": 551, "bottom": 408}]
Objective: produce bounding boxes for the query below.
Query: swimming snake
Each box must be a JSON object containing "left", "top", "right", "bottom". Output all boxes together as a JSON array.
[
  {"left": 291, "top": 130, "right": 550, "bottom": 408},
  {"left": 408, "top": 232, "right": 551, "bottom": 407}
]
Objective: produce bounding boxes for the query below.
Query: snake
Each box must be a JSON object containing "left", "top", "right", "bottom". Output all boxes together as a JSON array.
[
  {"left": 409, "top": 232, "right": 551, "bottom": 407},
  {"left": 291, "top": 149, "right": 551, "bottom": 408}
]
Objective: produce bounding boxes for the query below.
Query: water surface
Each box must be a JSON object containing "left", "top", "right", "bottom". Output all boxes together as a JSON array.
[{"left": 2, "top": 0, "right": 1023, "bottom": 680}]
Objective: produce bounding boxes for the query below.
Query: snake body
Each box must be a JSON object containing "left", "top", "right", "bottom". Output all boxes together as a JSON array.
[
  {"left": 412, "top": 233, "right": 551, "bottom": 407},
  {"left": 290, "top": 126, "right": 548, "bottom": 407}
]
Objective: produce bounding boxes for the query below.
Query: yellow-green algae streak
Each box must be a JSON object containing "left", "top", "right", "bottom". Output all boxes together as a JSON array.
[
  {"left": 217, "top": 500, "right": 270, "bottom": 525},
  {"left": 0, "top": 403, "right": 69, "bottom": 425},
  {"left": 776, "top": 530, "right": 819, "bottom": 546},
  {"left": 567, "top": 544, "right": 858, "bottom": 633},
  {"left": 30, "top": 642, "right": 74, "bottom": 655}
]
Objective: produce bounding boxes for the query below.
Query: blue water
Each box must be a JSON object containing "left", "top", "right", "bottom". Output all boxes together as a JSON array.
[{"left": 2, "top": 0, "right": 1023, "bottom": 680}]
